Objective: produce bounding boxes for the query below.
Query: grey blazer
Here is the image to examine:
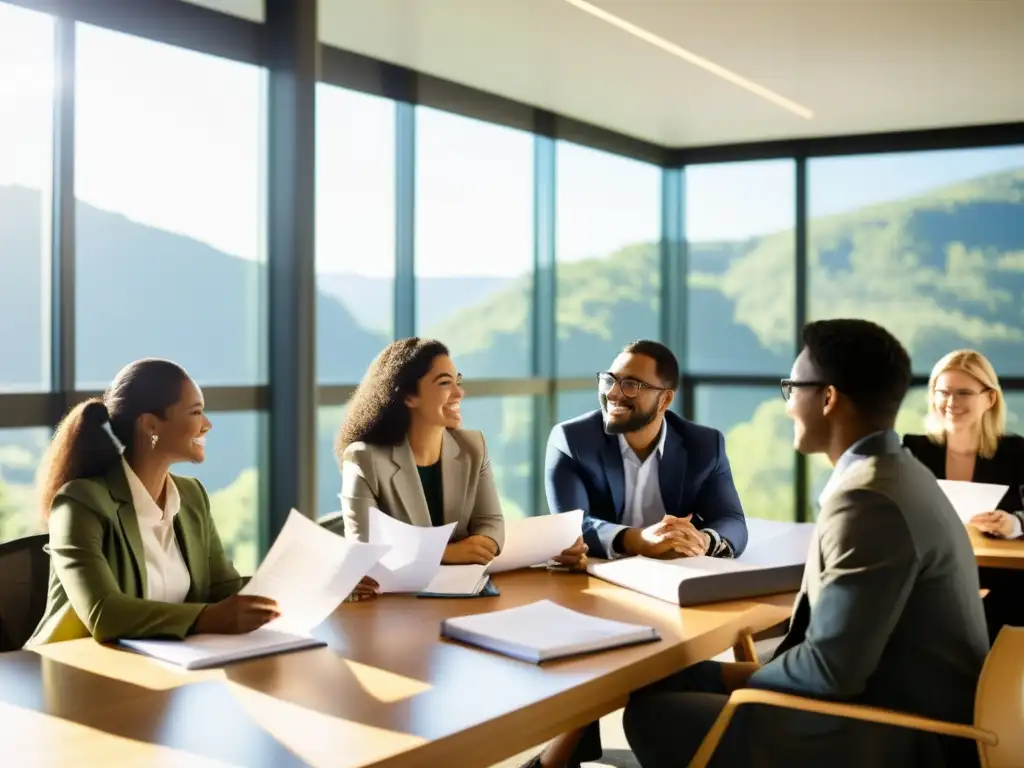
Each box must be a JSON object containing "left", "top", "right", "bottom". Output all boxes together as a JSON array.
[
  {"left": 324, "top": 429, "right": 505, "bottom": 551},
  {"left": 747, "top": 431, "right": 988, "bottom": 767}
]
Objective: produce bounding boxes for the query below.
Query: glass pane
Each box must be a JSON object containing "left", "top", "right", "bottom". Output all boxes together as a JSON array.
[
  {"left": 319, "top": 399, "right": 534, "bottom": 520},
  {"left": 317, "top": 403, "right": 346, "bottom": 518},
  {"left": 0, "top": 3, "right": 53, "bottom": 392},
  {"left": 556, "top": 142, "right": 661, "bottom": 376},
  {"left": 686, "top": 160, "right": 795, "bottom": 375},
  {"left": 415, "top": 107, "right": 534, "bottom": 378},
  {"left": 0, "top": 427, "right": 51, "bottom": 543},
  {"left": 75, "top": 26, "right": 266, "bottom": 388},
  {"left": 695, "top": 386, "right": 796, "bottom": 522},
  {"left": 556, "top": 386, "right": 600, "bottom": 425},
  {"left": 807, "top": 146, "right": 1024, "bottom": 375},
  {"left": 459, "top": 397, "right": 534, "bottom": 520},
  {"left": 186, "top": 411, "right": 264, "bottom": 576},
  {"left": 316, "top": 85, "right": 395, "bottom": 383}
]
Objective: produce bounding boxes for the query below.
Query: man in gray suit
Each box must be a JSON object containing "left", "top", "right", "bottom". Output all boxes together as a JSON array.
[{"left": 623, "top": 319, "right": 989, "bottom": 767}]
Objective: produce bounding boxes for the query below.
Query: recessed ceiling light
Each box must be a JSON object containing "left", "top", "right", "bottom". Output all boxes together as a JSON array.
[{"left": 564, "top": 0, "right": 814, "bottom": 120}]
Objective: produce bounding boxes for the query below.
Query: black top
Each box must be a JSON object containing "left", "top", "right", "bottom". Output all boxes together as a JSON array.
[
  {"left": 902, "top": 433, "right": 1024, "bottom": 512},
  {"left": 416, "top": 461, "right": 445, "bottom": 528}
]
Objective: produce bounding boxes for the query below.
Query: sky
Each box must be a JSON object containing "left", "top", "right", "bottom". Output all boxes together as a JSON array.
[{"left": 3, "top": 2, "right": 1024, "bottom": 281}]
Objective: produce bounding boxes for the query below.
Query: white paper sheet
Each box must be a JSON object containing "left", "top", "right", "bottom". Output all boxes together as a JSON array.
[
  {"left": 937, "top": 480, "right": 1009, "bottom": 524},
  {"left": 488, "top": 509, "right": 584, "bottom": 573},
  {"left": 241, "top": 509, "right": 391, "bottom": 634},
  {"left": 740, "top": 519, "right": 816, "bottom": 567},
  {"left": 120, "top": 629, "right": 324, "bottom": 670},
  {"left": 422, "top": 565, "right": 489, "bottom": 595},
  {"left": 366, "top": 508, "right": 455, "bottom": 593}
]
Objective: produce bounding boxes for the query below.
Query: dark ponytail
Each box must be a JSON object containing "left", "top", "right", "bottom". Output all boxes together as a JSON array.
[{"left": 36, "top": 358, "right": 190, "bottom": 520}]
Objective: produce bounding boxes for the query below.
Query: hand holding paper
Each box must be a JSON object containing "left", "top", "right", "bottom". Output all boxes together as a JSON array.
[
  {"left": 241, "top": 509, "right": 391, "bottom": 634},
  {"left": 488, "top": 509, "right": 584, "bottom": 573},
  {"left": 937, "top": 480, "right": 1009, "bottom": 524}
]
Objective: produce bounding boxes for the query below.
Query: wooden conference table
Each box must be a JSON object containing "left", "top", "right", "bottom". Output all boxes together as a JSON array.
[
  {"left": 0, "top": 569, "right": 794, "bottom": 767},
  {"left": 969, "top": 525, "right": 1024, "bottom": 570}
]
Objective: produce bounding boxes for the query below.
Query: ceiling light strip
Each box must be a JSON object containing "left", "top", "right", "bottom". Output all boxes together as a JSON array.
[{"left": 564, "top": 0, "right": 814, "bottom": 119}]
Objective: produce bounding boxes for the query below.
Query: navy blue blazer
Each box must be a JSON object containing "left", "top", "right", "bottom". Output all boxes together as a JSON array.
[{"left": 544, "top": 409, "right": 748, "bottom": 559}]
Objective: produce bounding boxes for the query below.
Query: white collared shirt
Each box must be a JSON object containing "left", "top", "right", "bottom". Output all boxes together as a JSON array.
[
  {"left": 121, "top": 458, "right": 191, "bottom": 603},
  {"left": 618, "top": 422, "right": 669, "bottom": 530}
]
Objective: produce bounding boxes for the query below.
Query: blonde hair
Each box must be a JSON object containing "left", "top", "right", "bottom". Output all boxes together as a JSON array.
[{"left": 925, "top": 349, "right": 1005, "bottom": 458}]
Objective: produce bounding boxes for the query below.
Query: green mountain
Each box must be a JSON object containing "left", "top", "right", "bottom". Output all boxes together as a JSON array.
[{"left": 2, "top": 167, "right": 1023, "bottom": 562}]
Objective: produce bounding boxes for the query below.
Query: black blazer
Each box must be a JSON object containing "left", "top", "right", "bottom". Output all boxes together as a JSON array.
[{"left": 902, "top": 433, "right": 1024, "bottom": 513}]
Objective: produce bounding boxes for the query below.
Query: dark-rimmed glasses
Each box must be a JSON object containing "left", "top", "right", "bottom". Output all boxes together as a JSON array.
[
  {"left": 597, "top": 372, "right": 669, "bottom": 398},
  {"left": 780, "top": 378, "right": 826, "bottom": 401}
]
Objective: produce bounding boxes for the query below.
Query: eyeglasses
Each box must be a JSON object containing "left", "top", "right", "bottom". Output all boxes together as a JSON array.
[
  {"left": 934, "top": 388, "right": 990, "bottom": 402},
  {"left": 780, "top": 378, "right": 826, "bottom": 401},
  {"left": 597, "top": 372, "right": 669, "bottom": 398}
]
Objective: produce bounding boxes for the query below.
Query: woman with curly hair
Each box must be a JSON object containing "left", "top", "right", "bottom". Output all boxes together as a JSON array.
[{"left": 326, "top": 338, "right": 505, "bottom": 576}]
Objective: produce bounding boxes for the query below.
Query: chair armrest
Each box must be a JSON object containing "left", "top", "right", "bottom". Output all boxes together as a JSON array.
[
  {"left": 690, "top": 688, "right": 997, "bottom": 768},
  {"left": 732, "top": 629, "right": 760, "bottom": 664}
]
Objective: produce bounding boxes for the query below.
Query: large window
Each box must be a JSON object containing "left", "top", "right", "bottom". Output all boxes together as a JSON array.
[
  {"left": 316, "top": 85, "right": 395, "bottom": 384},
  {"left": 0, "top": 3, "right": 53, "bottom": 392},
  {"left": 556, "top": 142, "right": 661, "bottom": 376},
  {"left": 695, "top": 387, "right": 796, "bottom": 522},
  {"left": 415, "top": 107, "right": 534, "bottom": 379},
  {"left": 686, "top": 160, "right": 796, "bottom": 375},
  {"left": 0, "top": 427, "right": 51, "bottom": 542},
  {"left": 808, "top": 146, "right": 1024, "bottom": 376},
  {"left": 317, "top": 404, "right": 346, "bottom": 519},
  {"left": 74, "top": 26, "right": 266, "bottom": 388},
  {"left": 186, "top": 411, "right": 264, "bottom": 575},
  {"left": 459, "top": 396, "right": 534, "bottom": 519}
]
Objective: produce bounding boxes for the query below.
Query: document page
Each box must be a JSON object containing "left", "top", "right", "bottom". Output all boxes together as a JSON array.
[
  {"left": 422, "top": 564, "right": 488, "bottom": 595},
  {"left": 739, "top": 519, "right": 816, "bottom": 567},
  {"left": 488, "top": 509, "right": 584, "bottom": 573},
  {"left": 241, "top": 509, "right": 391, "bottom": 634},
  {"left": 938, "top": 480, "right": 1009, "bottom": 524},
  {"left": 366, "top": 508, "right": 454, "bottom": 593},
  {"left": 120, "top": 628, "right": 324, "bottom": 670}
]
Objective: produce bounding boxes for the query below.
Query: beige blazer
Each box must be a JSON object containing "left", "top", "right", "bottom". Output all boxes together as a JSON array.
[{"left": 325, "top": 428, "right": 505, "bottom": 550}]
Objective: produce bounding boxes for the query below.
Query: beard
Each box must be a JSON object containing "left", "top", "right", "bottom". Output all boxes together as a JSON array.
[{"left": 601, "top": 396, "right": 659, "bottom": 435}]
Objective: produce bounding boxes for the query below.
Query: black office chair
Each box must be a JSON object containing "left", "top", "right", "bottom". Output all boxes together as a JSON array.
[{"left": 0, "top": 533, "right": 50, "bottom": 652}]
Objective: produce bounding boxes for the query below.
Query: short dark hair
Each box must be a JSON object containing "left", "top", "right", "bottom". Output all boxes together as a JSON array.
[
  {"left": 801, "top": 319, "right": 911, "bottom": 424},
  {"left": 336, "top": 338, "right": 450, "bottom": 452},
  {"left": 622, "top": 340, "right": 679, "bottom": 389}
]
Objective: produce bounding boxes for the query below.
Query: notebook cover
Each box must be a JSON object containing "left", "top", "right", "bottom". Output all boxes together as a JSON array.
[{"left": 417, "top": 576, "right": 500, "bottom": 599}]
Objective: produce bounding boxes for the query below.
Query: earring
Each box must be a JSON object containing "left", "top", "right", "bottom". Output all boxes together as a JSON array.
[{"left": 151, "top": 434, "right": 159, "bottom": 449}]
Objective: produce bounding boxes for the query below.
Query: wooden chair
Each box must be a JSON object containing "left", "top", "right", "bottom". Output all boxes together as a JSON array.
[{"left": 692, "top": 626, "right": 1024, "bottom": 768}]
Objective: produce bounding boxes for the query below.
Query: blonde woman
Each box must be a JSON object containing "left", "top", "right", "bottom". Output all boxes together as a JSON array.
[{"left": 903, "top": 349, "right": 1024, "bottom": 641}]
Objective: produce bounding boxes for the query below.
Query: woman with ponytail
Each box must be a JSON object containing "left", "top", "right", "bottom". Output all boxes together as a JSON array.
[{"left": 26, "top": 358, "right": 278, "bottom": 646}]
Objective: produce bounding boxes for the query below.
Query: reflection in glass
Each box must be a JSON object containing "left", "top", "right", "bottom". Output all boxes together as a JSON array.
[
  {"left": 808, "top": 147, "right": 1024, "bottom": 375},
  {"left": 75, "top": 25, "right": 266, "bottom": 387},
  {"left": 0, "top": 4, "right": 53, "bottom": 392},
  {"left": 316, "top": 85, "right": 395, "bottom": 384},
  {"left": 556, "top": 142, "right": 660, "bottom": 377},
  {"left": 686, "top": 160, "right": 795, "bottom": 375}
]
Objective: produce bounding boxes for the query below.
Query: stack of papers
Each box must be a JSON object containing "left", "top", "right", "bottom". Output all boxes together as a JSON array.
[
  {"left": 365, "top": 508, "right": 586, "bottom": 595},
  {"left": 937, "top": 480, "right": 1009, "bottom": 524},
  {"left": 119, "top": 510, "right": 391, "bottom": 668},
  {"left": 587, "top": 518, "right": 815, "bottom": 606},
  {"left": 441, "top": 599, "right": 659, "bottom": 663}
]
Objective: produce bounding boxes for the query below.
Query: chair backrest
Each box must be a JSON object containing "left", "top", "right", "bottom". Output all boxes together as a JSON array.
[
  {"left": 974, "top": 625, "right": 1024, "bottom": 768},
  {"left": 0, "top": 533, "right": 50, "bottom": 652}
]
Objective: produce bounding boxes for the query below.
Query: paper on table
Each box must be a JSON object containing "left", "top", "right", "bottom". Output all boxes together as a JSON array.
[
  {"left": 422, "top": 565, "right": 489, "bottom": 595},
  {"left": 241, "top": 509, "right": 391, "bottom": 634},
  {"left": 488, "top": 509, "right": 584, "bottom": 573},
  {"left": 740, "top": 519, "right": 816, "bottom": 567},
  {"left": 938, "top": 480, "right": 1009, "bottom": 524},
  {"left": 365, "top": 508, "right": 455, "bottom": 593}
]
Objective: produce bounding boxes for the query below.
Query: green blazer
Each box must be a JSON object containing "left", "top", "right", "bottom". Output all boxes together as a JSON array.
[{"left": 26, "top": 463, "right": 243, "bottom": 647}]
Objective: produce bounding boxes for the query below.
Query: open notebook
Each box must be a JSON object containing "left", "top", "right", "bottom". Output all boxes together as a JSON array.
[
  {"left": 441, "top": 600, "right": 659, "bottom": 663},
  {"left": 119, "top": 629, "right": 324, "bottom": 670}
]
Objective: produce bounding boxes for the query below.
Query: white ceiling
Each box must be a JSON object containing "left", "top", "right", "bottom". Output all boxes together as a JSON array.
[{"left": 183, "top": 0, "right": 1024, "bottom": 148}]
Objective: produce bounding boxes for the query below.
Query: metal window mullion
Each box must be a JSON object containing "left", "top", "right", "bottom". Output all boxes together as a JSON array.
[
  {"left": 394, "top": 101, "right": 416, "bottom": 339},
  {"left": 660, "top": 166, "right": 684, "bottom": 413},
  {"left": 794, "top": 156, "right": 809, "bottom": 523}
]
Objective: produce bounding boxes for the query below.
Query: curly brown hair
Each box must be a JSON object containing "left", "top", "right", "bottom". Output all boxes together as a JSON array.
[{"left": 335, "top": 338, "right": 450, "bottom": 456}]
